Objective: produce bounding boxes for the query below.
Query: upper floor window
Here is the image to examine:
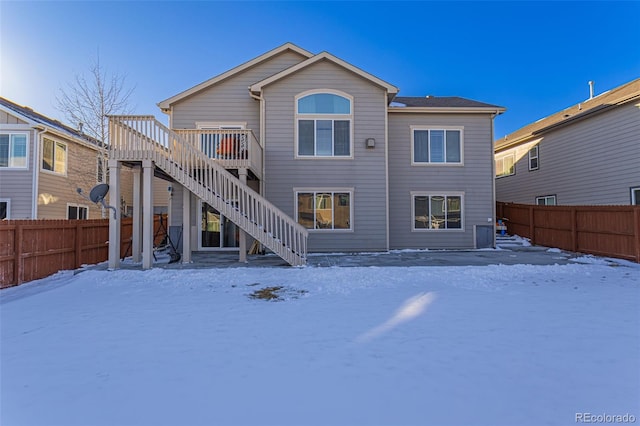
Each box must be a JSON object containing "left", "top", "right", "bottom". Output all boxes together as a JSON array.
[
  {"left": 496, "top": 153, "right": 515, "bottom": 177},
  {"left": 42, "top": 138, "right": 67, "bottom": 175},
  {"left": 96, "top": 156, "right": 108, "bottom": 183},
  {"left": 296, "top": 91, "right": 352, "bottom": 157},
  {"left": 528, "top": 145, "right": 539, "bottom": 171},
  {"left": 412, "top": 127, "right": 463, "bottom": 164},
  {"left": 0, "top": 133, "right": 28, "bottom": 168}
]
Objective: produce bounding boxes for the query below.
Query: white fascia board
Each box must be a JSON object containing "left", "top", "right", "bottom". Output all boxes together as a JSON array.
[
  {"left": 157, "top": 43, "right": 314, "bottom": 111},
  {"left": 250, "top": 52, "right": 399, "bottom": 96}
]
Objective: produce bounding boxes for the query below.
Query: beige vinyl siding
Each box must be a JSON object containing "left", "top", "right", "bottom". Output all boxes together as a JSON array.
[
  {"left": 171, "top": 51, "right": 308, "bottom": 131},
  {"left": 388, "top": 112, "right": 495, "bottom": 249},
  {"left": 0, "top": 110, "right": 28, "bottom": 125},
  {"left": 0, "top": 126, "right": 35, "bottom": 219},
  {"left": 495, "top": 102, "right": 640, "bottom": 205},
  {"left": 37, "top": 133, "right": 103, "bottom": 219},
  {"left": 262, "top": 59, "right": 388, "bottom": 252},
  {"left": 153, "top": 177, "right": 171, "bottom": 213}
]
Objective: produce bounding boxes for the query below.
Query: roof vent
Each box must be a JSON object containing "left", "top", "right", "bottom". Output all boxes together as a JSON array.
[{"left": 588, "top": 80, "right": 594, "bottom": 99}]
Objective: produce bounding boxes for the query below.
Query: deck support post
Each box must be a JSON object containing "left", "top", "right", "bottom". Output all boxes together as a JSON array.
[
  {"left": 142, "top": 160, "right": 154, "bottom": 270},
  {"left": 238, "top": 169, "right": 248, "bottom": 263},
  {"left": 131, "top": 165, "right": 142, "bottom": 263},
  {"left": 107, "top": 160, "right": 121, "bottom": 270},
  {"left": 182, "top": 187, "right": 192, "bottom": 263}
]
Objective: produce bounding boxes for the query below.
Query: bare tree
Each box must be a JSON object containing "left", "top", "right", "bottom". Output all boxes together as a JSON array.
[{"left": 56, "top": 54, "right": 135, "bottom": 183}]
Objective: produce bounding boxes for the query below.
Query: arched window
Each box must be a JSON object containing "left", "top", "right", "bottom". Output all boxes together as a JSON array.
[{"left": 296, "top": 91, "right": 353, "bottom": 157}]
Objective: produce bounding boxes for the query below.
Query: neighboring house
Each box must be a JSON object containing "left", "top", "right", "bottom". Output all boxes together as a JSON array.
[
  {"left": 107, "top": 43, "right": 504, "bottom": 267},
  {"left": 495, "top": 78, "right": 640, "bottom": 206},
  {"left": 0, "top": 97, "right": 168, "bottom": 220}
]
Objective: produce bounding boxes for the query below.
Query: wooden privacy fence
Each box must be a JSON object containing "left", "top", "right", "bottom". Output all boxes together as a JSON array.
[
  {"left": 0, "top": 215, "right": 168, "bottom": 289},
  {"left": 497, "top": 202, "right": 640, "bottom": 263}
]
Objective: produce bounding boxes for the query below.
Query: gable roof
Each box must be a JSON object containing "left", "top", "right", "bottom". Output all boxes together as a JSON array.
[
  {"left": 158, "top": 43, "right": 314, "bottom": 112},
  {"left": 0, "top": 97, "right": 100, "bottom": 148},
  {"left": 495, "top": 77, "right": 640, "bottom": 151},
  {"left": 390, "top": 96, "right": 505, "bottom": 113},
  {"left": 249, "top": 51, "right": 400, "bottom": 102}
]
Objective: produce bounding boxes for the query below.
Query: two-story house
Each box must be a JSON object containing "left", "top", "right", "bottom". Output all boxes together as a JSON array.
[
  {"left": 106, "top": 43, "right": 504, "bottom": 268},
  {"left": 0, "top": 97, "right": 170, "bottom": 220},
  {"left": 0, "top": 97, "right": 110, "bottom": 220},
  {"left": 495, "top": 78, "right": 640, "bottom": 206}
]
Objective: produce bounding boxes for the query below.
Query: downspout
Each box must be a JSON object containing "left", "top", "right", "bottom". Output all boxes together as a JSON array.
[
  {"left": 490, "top": 113, "right": 497, "bottom": 249},
  {"left": 384, "top": 92, "right": 390, "bottom": 251},
  {"left": 249, "top": 89, "right": 266, "bottom": 196},
  {"left": 32, "top": 125, "right": 46, "bottom": 219}
]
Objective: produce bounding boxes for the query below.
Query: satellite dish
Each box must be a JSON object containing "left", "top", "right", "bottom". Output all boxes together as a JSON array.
[
  {"left": 89, "top": 183, "right": 110, "bottom": 203},
  {"left": 77, "top": 183, "right": 118, "bottom": 220}
]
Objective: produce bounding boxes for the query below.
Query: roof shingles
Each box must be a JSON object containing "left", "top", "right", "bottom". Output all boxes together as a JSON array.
[
  {"left": 391, "top": 96, "right": 504, "bottom": 109},
  {"left": 495, "top": 78, "right": 640, "bottom": 150},
  {"left": 0, "top": 97, "right": 99, "bottom": 146}
]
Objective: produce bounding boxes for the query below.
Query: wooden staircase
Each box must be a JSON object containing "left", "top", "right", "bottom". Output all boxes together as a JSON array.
[{"left": 109, "top": 116, "right": 308, "bottom": 266}]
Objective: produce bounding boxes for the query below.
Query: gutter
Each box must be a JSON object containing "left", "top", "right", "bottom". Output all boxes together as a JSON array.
[
  {"left": 249, "top": 89, "right": 266, "bottom": 196},
  {"left": 32, "top": 125, "right": 46, "bottom": 219}
]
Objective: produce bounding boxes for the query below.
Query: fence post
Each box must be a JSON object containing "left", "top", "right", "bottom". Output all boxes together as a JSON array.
[
  {"left": 529, "top": 205, "right": 535, "bottom": 244},
  {"left": 75, "top": 221, "right": 83, "bottom": 269},
  {"left": 635, "top": 207, "right": 640, "bottom": 263},
  {"left": 15, "top": 223, "right": 24, "bottom": 285},
  {"left": 571, "top": 207, "right": 578, "bottom": 253}
]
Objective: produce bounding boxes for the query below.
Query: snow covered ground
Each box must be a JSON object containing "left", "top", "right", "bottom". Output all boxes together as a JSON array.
[{"left": 1, "top": 254, "right": 639, "bottom": 426}]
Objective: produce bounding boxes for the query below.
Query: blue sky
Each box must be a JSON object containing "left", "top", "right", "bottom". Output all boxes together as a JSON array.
[{"left": 1, "top": 1, "right": 639, "bottom": 139}]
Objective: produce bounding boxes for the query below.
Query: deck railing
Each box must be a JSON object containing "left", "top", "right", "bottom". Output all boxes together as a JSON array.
[
  {"left": 174, "top": 129, "right": 263, "bottom": 178},
  {"left": 109, "top": 115, "right": 307, "bottom": 266}
]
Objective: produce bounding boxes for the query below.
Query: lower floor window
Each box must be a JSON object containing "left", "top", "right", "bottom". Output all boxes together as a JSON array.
[
  {"left": 536, "top": 195, "right": 556, "bottom": 205},
  {"left": 68, "top": 204, "right": 89, "bottom": 220},
  {"left": 296, "top": 190, "right": 352, "bottom": 230},
  {"left": 413, "top": 193, "right": 463, "bottom": 230},
  {"left": 0, "top": 199, "right": 9, "bottom": 219}
]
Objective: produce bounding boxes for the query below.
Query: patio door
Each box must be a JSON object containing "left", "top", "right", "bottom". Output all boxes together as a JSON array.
[{"left": 199, "top": 202, "right": 239, "bottom": 250}]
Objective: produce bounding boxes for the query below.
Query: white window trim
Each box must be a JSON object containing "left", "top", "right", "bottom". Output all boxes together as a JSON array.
[
  {"left": 294, "top": 90, "right": 354, "bottom": 159},
  {"left": 495, "top": 152, "right": 515, "bottom": 177},
  {"left": 294, "top": 187, "right": 354, "bottom": 232},
  {"left": 0, "top": 131, "right": 29, "bottom": 170},
  {"left": 535, "top": 195, "right": 557, "bottom": 205},
  {"left": 410, "top": 191, "right": 465, "bottom": 232},
  {"left": 195, "top": 122, "right": 247, "bottom": 130},
  {"left": 528, "top": 145, "right": 539, "bottom": 171},
  {"left": 0, "top": 198, "right": 10, "bottom": 219},
  {"left": 66, "top": 203, "right": 89, "bottom": 220},
  {"left": 410, "top": 126, "right": 464, "bottom": 166},
  {"left": 632, "top": 187, "right": 640, "bottom": 205},
  {"left": 41, "top": 136, "right": 68, "bottom": 176}
]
